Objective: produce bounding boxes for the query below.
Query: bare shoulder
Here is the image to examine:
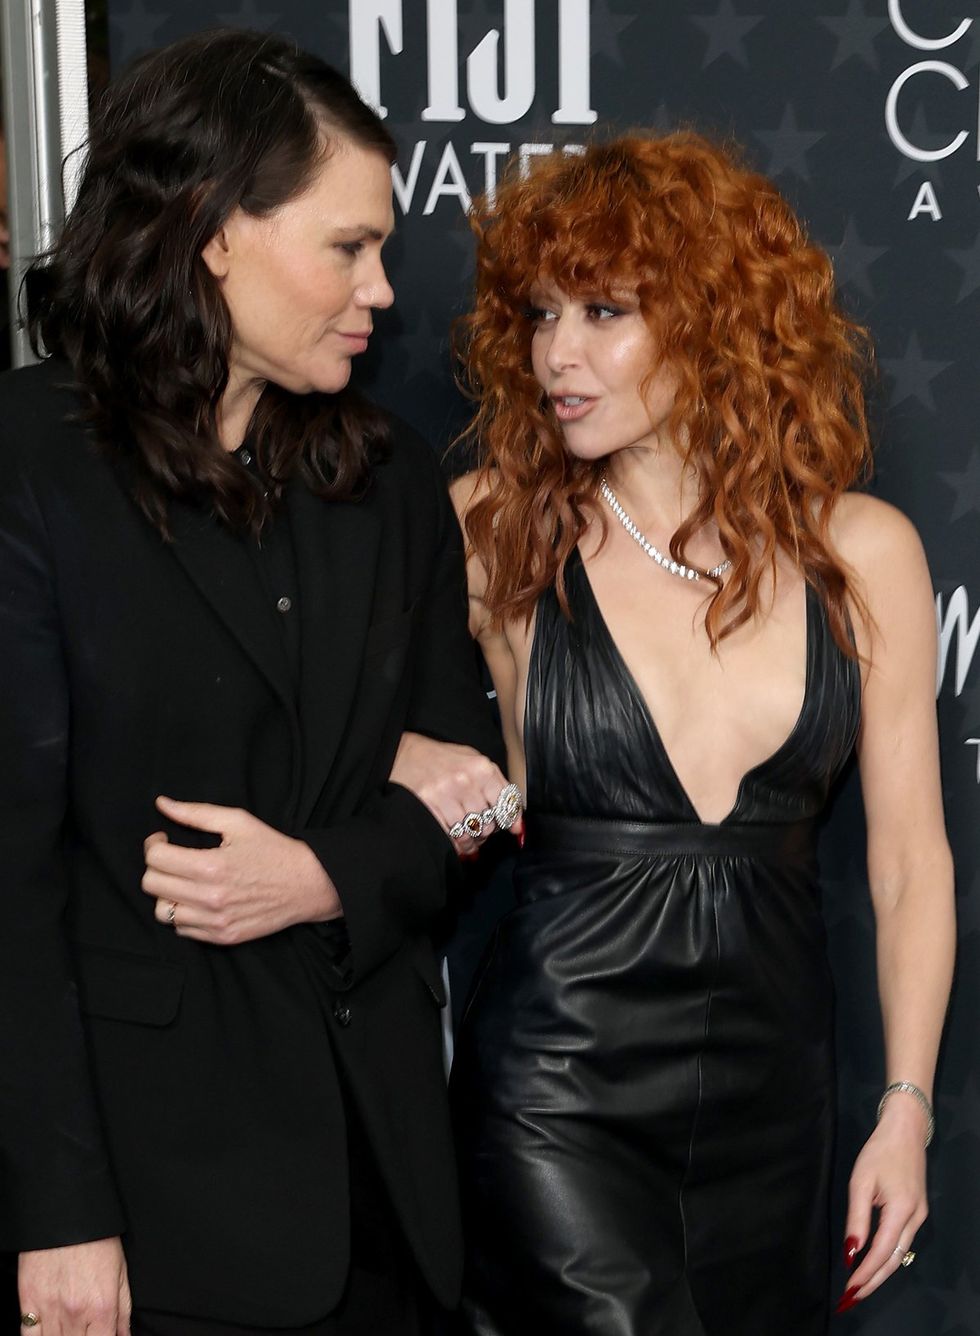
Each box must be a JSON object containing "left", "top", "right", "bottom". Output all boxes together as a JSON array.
[
  {"left": 449, "top": 468, "right": 492, "bottom": 523},
  {"left": 448, "top": 469, "right": 495, "bottom": 627},
  {"left": 829, "top": 491, "right": 930, "bottom": 595},
  {"left": 829, "top": 492, "right": 935, "bottom": 671}
]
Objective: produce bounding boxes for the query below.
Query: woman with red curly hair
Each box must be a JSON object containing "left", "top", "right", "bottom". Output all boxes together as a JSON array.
[{"left": 447, "top": 134, "right": 954, "bottom": 1335}]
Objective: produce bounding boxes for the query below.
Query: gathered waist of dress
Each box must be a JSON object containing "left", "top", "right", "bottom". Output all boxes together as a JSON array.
[{"left": 524, "top": 811, "right": 817, "bottom": 864}]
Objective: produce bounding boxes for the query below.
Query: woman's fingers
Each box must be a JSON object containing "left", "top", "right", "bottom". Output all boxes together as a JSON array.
[
  {"left": 448, "top": 775, "right": 526, "bottom": 857},
  {"left": 842, "top": 1201, "right": 923, "bottom": 1305},
  {"left": 841, "top": 1181, "right": 871, "bottom": 1277},
  {"left": 19, "top": 1240, "right": 127, "bottom": 1336},
  {"left": 386, "top": 733, "right": 523, "bottom": 856}
]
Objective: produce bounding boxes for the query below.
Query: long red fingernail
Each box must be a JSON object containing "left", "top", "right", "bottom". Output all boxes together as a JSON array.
[
  {"left": 844, "top": 1237, "right": 859, "bottom": 1269},
  {"left": 517, "top": 828, "right": 525, "bottom": 849},
  {"left": 834, "top": 1286, "right": 861, "bottom": 1315}
]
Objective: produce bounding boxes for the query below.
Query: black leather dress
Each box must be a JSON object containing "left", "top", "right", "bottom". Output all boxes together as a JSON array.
[{"left": 451, "top": 549, "right": 861, "bottom": 1335}]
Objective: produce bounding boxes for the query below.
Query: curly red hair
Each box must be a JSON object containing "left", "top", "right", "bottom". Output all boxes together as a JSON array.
[{"left": 456, "top": 132, "right": 873, "bottom": 652}]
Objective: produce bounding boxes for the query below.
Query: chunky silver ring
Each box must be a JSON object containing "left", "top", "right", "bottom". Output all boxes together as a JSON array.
[
  {"left": 492, "top": 782, "right": 524, "bottom": 831},
  {"left": 21, "top": 1316, "right": 41, "bottom": 1329},
  {"left": 449, "top": 811, "right": 486, "bottom": 841},
  {"left": 481, "top": 807, "right": 496, "bottom": 826}
]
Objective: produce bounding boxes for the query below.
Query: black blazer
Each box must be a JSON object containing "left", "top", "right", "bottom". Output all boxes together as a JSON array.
[{"left": 0, "top": 359, "right": 502, "bottom": 1325}]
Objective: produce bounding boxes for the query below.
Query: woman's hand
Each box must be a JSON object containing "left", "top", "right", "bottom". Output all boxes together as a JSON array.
[
  {"left": 390, "top": 731, "right": 522, "bottom": 856},
  {"left": 142, "top": 796, "right": 341, "bottom": 943},
  {"left": 836, "top": 1096, "right": 929, "bottom": 1312},
  {"left": 19, "top": 1237, "right": 131, "bottom": 1335}
]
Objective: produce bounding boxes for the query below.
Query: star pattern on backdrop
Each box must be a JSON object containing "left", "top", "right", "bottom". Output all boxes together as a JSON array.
[
  {"left": 827, "top": 217, "right": 887, "bottom": 298},
  {"left": 817, "top": 0, "right": 890, "bottom": 71},
  {"left": 939, "top": 449, "right": 980, "bottom": 523},
  {"left": 946, "top": 234, "right": 980, "bottom": 303},
  {"left": 880, "top": 332, "right": 952, "bottom": 412},
  {"left": 690, "top": 0, "right": 763, "bottom": 69},
  {"left": 753, "top": 105, "right": 825, "bottom": 182},
  {"left": 933, "top": 1271, "right": 980, "bottom": 1336},
  {"left": 110, "top": 0, "right": 168, "bottom": 63},
  {"left": 589, "top": 0, "right": 638, "bottom": 66}
]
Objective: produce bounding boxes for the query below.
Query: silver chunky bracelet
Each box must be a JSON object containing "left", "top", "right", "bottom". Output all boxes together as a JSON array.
[{"left": 876, "top": 1081, "right": 935, "bottom": 1147}]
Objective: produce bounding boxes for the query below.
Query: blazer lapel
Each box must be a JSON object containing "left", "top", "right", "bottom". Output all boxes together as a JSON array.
[
  {"left": 166, "top": 500, "right": 296, "bottom": 718},
  {"left": 287, "top": 480, "right": 381, "bottom": 825}
]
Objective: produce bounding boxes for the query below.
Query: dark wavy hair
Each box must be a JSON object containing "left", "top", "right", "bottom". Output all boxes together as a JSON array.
[
  {"left": 457, "top": 133, "right": 874, "bottom": 654},
  {"left": 25, "top": 28, "right": 397, "bottom": 534}
]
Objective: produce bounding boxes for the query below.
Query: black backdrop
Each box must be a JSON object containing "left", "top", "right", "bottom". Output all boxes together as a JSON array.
[{"left": 96, "top": 3, "right": 980, "bottom": 1332}]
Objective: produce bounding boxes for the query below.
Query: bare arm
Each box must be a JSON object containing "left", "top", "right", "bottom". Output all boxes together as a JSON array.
[
  {"left": 450, "top": 471, "right": 526, "bottom": 787},
  {"left": 833, "top": 495, "right": 955, "bottom": 1308}
]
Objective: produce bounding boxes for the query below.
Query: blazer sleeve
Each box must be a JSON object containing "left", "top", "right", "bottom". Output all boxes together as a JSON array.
[
  {"left": 302, "top": 453, "right": 505, "bottom": 986},
  {"left": 0, "top": 457, "right": 127, "bottom": 1251}
]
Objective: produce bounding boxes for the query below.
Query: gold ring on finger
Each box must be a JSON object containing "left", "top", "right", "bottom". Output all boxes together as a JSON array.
[
  {"left": 901, "top": 1250, "right": 915, "bottom": 1267},
  {"left": 166, "top": 900, "right": 178, "bottom": 927},
  {"left": 20, "top": 1316, "right": 41, "bottom": 1329}
]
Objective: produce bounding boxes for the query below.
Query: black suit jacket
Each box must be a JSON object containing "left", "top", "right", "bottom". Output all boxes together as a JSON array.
[{"left": 0, "top": 359, "right": 502, "bottom": 1325}]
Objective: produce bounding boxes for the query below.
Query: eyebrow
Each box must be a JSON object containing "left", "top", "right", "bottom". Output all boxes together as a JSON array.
[{"left": 332, "top": 224, "right": 391, "bottom": 241}]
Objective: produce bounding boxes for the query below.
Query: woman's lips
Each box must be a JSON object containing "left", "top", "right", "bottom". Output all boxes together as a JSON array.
[{"left": 552, "top": 395, "right": 596, "bottom": 422}]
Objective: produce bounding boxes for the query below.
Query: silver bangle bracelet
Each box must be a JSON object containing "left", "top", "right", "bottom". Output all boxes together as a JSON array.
[{"left": 876, "top": 1081, "right": 935, "bottom": 1148}]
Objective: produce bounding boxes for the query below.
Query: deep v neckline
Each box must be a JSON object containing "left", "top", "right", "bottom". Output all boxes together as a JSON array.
[{"left": 573, "top": 549, "right": 814, "bottom": 827}]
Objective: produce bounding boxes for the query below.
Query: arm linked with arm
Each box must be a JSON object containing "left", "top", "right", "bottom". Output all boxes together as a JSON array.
[{"left": 302, "top": 456, "right": 505, "bottom": 986}]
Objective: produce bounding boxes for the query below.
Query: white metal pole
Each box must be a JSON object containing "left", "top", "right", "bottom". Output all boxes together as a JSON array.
[{"left": 1, "top": 0, "right": 89, "bottom": 367}]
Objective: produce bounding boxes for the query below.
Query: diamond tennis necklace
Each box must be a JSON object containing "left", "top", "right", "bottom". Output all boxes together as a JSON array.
[{"left": 599, "top": 474, "right": 732, "bottom": 583}]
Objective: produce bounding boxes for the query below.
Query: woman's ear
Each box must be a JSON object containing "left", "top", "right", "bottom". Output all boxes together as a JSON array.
[{"left": 201, "top": 223, "right": 233, "bottom": 279}]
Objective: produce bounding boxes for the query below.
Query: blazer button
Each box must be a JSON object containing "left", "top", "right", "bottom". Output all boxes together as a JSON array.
[{"left": 333, "top": 1000, "right": 352, "bottom": 1027}]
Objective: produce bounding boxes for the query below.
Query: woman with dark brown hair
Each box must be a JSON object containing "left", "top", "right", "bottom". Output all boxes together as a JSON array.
[
  {"left": 0, "top": 28, "right": 509, "bottom": 1336},
  {"left": 448, "top": 134, "right": 955, "bottom": 1334}
]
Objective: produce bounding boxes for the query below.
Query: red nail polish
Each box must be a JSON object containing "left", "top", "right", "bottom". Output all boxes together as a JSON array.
[
  {"left": 834, "top": 1286, "right": 860, "bottom": 1315},
  {"left": 844, "top": 1237, "right": 859, "bottom": 1269},
  {"left": 517, "top": 829, "right": 525, "bottom": 849}
]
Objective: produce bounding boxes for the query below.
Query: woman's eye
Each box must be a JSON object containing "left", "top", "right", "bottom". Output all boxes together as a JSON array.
[
  {"left": 524, "top": 305, "right": 556, "bottom": 323},
  {"left": 587, "top": 303, "right": 623, "bottom": 320}
]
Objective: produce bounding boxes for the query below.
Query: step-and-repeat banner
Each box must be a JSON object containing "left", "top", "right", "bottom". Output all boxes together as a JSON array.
[{"left": 106, "top": 2, "right": 979, "bottom": 1329}]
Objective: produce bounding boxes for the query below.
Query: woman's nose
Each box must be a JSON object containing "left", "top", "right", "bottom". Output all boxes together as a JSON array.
[
  {"left": 357, "top": 259, "right": 394, "bottom": 310},
  {"left": 543, "top": 315, "right": 581, "bottom": 372}
]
